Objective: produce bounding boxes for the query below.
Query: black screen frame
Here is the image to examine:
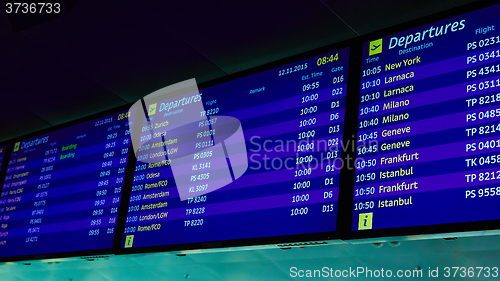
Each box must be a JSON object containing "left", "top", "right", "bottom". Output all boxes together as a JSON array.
[
  {"left": 115, "top": 40, "right": 356, "bottom": 256},
  {"left": 0, "top": 104, "right": 137, "bottom": 262},
  {"left": 341, "top": 0, "right": 500, "bottom": 241}
]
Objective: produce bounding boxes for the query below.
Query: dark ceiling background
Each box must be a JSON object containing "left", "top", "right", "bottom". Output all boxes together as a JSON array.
[{"left": 0, "top": 0, "right": 482, "bottom": 142}]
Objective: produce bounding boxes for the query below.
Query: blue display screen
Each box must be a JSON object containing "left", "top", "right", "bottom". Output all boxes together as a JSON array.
[
  {"left": 0, "top": 109, "right": 134, "bottom": 258},
  {"left": 353, "top": 4, "right": 500, "bottom": 231},
  {"left": 122, "top": 48, "right": 349, "bottom": 248}
]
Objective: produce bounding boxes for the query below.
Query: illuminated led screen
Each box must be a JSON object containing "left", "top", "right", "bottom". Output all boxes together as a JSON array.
[
  {"left": 0, "top": 109, "right": 135, "bottom": 258},
  {"left": 122, "top": 47, "right": 350, "bottom": 249},
  {"left": 0, "top": 145, "right": 5, "bottom": 172}
]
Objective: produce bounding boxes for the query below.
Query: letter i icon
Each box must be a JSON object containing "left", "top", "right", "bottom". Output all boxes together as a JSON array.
[
  {"left": 358, "top": 213, "right": 373, "bottom": 230},
  {"left": 125, "top": 235, "right": 134, "bottom": 248}
]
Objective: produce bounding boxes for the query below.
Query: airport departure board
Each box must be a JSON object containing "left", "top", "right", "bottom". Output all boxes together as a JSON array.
[
  {"left": 122, "top": 47, "right": 349, "bottom": 249},
  {"left": 0, "top": 109, "right": 135, "bottom": 259},
  {"left": 353, "top": 4, "right": 500, "bottom": 231}
]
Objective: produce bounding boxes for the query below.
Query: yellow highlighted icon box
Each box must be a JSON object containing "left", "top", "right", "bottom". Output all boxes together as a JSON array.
[
  {"left": 358, "top": 213, "right": 373, "bottom": 230},
  {"left": 125, "top": 235, "right": 134, "bottom": 248}
]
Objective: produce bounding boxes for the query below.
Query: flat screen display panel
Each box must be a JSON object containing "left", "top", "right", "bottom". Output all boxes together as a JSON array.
[
  {"left": 0, "top": 109, "right": 135, "bottom": 259},
  {"left": 353, "top": 4, "right": 500, "bottom": 232},
  {"left": 122, "top": 47, "right": 349, "bottom": 249}
]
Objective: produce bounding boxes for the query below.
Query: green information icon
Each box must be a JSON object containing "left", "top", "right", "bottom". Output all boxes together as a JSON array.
[{"left": 358, "top": 213, "right": 373, "bottom": 230}]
